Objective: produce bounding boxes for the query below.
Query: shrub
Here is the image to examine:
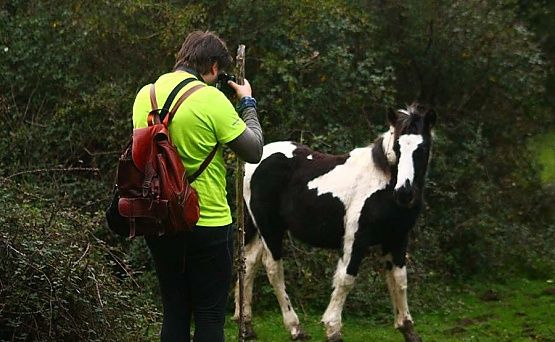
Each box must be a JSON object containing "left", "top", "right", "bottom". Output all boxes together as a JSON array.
[{"left": 0, "top": 180, "right": 159, "bottom": 341}]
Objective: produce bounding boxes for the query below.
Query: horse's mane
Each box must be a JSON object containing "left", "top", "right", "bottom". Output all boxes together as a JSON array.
[{"left": 371, "top": 128, "right": 396, "bottom": 177}]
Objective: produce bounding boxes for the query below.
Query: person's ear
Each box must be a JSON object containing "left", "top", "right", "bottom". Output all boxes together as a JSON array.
[{"left": 211, "top": 62, "right": 219, "bottom": 76}]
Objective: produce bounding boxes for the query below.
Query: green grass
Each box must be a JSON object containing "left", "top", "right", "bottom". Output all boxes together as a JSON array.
[
  {"left": 530, "top": 130, "right": 555, "bottom": 184},
  {"left": 224, "top": 278, "right": 555, "bottom": 341}
]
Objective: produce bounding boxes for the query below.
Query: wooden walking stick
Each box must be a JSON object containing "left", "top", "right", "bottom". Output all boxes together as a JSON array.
[{"left": 235, "top": 44, "right": 247, "bottom": 342}]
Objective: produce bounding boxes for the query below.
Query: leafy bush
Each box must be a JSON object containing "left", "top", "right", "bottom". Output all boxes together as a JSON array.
[{"left": 0, "top": 180, "right": 159, "bottom": 341}]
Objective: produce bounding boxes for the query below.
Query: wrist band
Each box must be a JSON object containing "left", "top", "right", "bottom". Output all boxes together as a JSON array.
[{"left": 236, "top": 96, "right": 257, "bottom": 112}]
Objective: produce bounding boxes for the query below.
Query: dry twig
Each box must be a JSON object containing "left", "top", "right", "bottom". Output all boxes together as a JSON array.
[{"left": 6, "top": 167, "right": 100, "bottom": 179}]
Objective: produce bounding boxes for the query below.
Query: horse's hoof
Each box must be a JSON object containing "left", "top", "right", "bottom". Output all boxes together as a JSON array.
[
  {"left": 291, "top": 327, "right": 311, "bottom": 340},
  {"left": 326, "top": 331, "right": 343, "bottom": 342},
  {"left": 398, "top": 320, "right": 422, "bottom": 342}
]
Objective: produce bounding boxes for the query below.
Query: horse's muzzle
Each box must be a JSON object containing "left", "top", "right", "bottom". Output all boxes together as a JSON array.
[{"left": 394, "top": 180, "right": 416, "bottom": 208}]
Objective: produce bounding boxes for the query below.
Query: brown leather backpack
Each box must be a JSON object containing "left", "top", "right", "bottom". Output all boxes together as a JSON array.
[{"left": 106, "top": 78, "right": 217, "bottom": 238}]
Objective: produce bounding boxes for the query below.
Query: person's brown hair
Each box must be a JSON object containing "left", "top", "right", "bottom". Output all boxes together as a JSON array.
[{"left": 173, "top": 30, "right": 233, "bottom": 74}]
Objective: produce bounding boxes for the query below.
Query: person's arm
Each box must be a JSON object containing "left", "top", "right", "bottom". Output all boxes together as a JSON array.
[
  {"left": 227, "top": 104, "right": 263, "bottom": 163},
  {"left": 226, "top": 80, "right": 264, "bottom": 163}
]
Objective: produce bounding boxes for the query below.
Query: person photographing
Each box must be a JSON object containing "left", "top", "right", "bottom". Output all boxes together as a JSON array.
[{"left": 132, "top": 30, "right": 263, "bottom": 342}]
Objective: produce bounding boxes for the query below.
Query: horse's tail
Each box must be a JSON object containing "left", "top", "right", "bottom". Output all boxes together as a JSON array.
[{"left": 244, "top": 201, "right": 257, "bottom": 245}]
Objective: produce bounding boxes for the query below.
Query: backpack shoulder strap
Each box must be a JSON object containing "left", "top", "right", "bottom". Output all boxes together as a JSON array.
[
  {"left": 163, "top": 84, "right": 205, "bottom": 126},
  {"left": 159, "top": 77, "right": 198, "bottom": 122},
  {"left": 187, "top": 143, "right": 219, "bottom": 183},
  {"left": 147, "top": 84, "right": 160, "bottom": 125},
  {"left": 165, "top": 82, "right": 216, "bottom": 183},
  {"left": 152, "top": 78, "right": 215, "bottom": 183},
  {"left": 148, "top": 77, "right": 197, "bottom": 126},
  {"left": 149, "top": 84, "right": 158, "bottom": 110}
]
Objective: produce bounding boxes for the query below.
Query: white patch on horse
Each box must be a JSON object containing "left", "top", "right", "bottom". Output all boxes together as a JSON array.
[
  {"left": 307, "top": 147, "right": 390, "bottom": 266},
  {"left": 395, "top": 134, "right": 423, "bottom": 190},
  {"left": 244, "top": 141, "right": 297, "bottom": 230},
  {"left": 307, "top": 154, "right": 313, "bottom": 160}
]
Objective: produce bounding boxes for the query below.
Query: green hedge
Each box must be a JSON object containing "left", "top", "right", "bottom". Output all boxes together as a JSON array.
[{"left": 0, "top": 180, "right": 159, "bottom": 341}]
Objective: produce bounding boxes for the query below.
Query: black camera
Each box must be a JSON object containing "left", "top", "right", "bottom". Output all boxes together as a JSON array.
[{"left": 215, "top": 73, "right": 237, "bottom": 97}]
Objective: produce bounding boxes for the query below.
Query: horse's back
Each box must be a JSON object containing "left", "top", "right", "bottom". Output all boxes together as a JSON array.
[{"left": 246, "top": 141, "right": 349, "bottom": 249}]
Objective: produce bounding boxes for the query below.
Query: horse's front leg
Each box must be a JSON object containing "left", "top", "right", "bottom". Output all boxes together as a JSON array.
[
  {"left": 384, "top": 246, "right": 421, "bottom": 342},
  {"left": 321, "top": 258, "right": 356, "bottom": 342},
  {"left": 321, "top": 223, "right": 368, "bottom": 342},
  {"left": 322, "top": 212, "right": 370, "bottom": 342}
]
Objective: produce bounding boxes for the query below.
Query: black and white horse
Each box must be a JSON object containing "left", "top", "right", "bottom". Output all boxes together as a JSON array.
[{"left": 234, "top": 103, "right": 435, "bottom": 342}]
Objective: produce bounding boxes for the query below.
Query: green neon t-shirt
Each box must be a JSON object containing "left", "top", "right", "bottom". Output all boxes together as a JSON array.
[{"left": 132, "top": 71, "right": 246, "bottom": 227}]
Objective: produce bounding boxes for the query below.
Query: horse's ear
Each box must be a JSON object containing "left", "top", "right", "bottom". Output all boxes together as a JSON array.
[
  {"left": 425, "top": 108, "right": 436, "bottom": 128},
  {"left": 387, "top": 108, "right": 397, "bottom": 126}
]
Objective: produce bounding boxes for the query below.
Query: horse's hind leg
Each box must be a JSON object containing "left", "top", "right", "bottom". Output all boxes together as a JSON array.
[
  {"left": 234, "top": 233, "right": 264, "bottom": 340},
  {"left": 261, "top": 247, "right": 310, "bottom": 340}
]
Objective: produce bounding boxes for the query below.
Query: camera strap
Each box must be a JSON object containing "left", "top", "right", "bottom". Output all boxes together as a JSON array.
[
  {"left": 158, "top": 77, "right": 197, "bottom": 123},
  {"left": 182, "top": 67, "right": 205, "bottom": 83}
]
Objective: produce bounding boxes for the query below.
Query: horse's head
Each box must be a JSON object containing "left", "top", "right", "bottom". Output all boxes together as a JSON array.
[{"left": 387, "top": 103, "right": 436, "bottom": 208}]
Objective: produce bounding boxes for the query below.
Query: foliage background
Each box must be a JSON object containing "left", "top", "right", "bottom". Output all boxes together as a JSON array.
[{"left": 1, "top": 0, "right": 553, "bottom": 340}]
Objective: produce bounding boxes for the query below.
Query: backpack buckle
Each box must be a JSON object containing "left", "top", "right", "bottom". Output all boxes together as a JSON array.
[{"left": 142, "top": 181, "right": 150, "bottom": 197}]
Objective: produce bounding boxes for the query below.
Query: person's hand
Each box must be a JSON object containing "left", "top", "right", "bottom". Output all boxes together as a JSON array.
[{"left": 227, "top": 78, "right": 252, "bottom": 99}]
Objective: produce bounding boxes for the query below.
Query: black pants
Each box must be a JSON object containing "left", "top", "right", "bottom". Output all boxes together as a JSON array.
[{"left": 146, "top": 225, "right": 233, "bottom": 342}]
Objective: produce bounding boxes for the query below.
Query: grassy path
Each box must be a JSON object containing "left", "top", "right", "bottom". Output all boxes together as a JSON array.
[{"left": 224, "top": 278, "right": 555, "bottom": 341}]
